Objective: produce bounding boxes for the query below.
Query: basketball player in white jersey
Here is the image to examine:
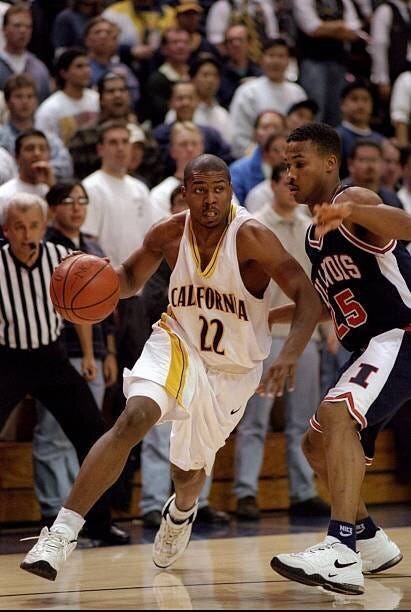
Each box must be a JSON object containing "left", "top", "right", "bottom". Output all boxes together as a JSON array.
[{"left": 20, "top": 154, "right": 322, "bottom": 581}]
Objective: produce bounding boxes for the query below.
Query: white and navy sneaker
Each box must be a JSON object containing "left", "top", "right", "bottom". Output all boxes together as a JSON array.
[
  {"left": 357, "top": 528, "right": 402, "bottom": 574},
  {"left": 152, "top": 494, "right": 197, "bottom": 569},
  {"left": 20, "top": 526, "right": 77, "bottom": 581},
  {"left": 271, "top": 536, "right": 364, "bottom": 595}
]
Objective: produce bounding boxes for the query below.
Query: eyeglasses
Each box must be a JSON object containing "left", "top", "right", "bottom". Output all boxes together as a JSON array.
[{"left": 60, "top": 197, "right": 89, "bottom": 206}]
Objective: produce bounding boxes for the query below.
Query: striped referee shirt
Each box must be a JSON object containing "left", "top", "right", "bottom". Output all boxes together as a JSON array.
[{"left": 0, "top": 241, "right": 69, "bottom": 350}]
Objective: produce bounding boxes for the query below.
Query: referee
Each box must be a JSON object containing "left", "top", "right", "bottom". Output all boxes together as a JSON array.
[{"left": 0, "top": 192, "right": 129, "bottom": 546}]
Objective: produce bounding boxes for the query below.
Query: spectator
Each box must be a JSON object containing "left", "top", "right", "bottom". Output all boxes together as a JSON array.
[
  {"left": 398, "top": 146, "right": 411, "bottom": 213},
  {"left": 144, "top": 28, "right": 190, "bottom": 126},
  {"left": 0, "top": 129, "right": 55, "bottom": 210},
  {"left": 206, "top": 0, "right": 279, "bottom": 62},
  {"left": 336, "top": 80, "right": 384, "bottom": 179},
  {"left": 140, "top": 183, "right": 230, "bottom": 528},
  {"left": 235, "top": 163, "right": 329, "bottom": 520},
  {"left": 217, "top": 23, "right": 262, "bottom": 109},
  {"left": 229, "top": 112, "right": 286, "bottom": 205},
  {"left": 103, "top": 0, "right": 175, "bottom": 81},
  {"left": 36, "top": 48, "right": 99, "bottom": 145},
  {"left": 33, "top": 180, "right": 118, "bottom": 528},
  {"left": 175, "top": 0, "right": 220, "bottom": 65},
  {"left": 52, "top": 0, "right": 102, "bottom": 54},
  {"left": 344, "top": 139, "right": 403, "bottom": 208},
  {"left": 243, "top": 133, "right": 287, "bottom": 213},
  {"left": 188, "top": 53, "right": 232, "bottom": 144},
  {"left": 390, "top": 70, "right": 411, "bottom": 147},
  {"left": 0, "top": 192, "right": 129, "bottom": 545},
  {"left": 0, "top": 74, "right": 73, "bottom": 180},
  {"left": 151, "top": 121, "right": 203, "bottom": 215},
  {"left": 0, "top": 4, "right": 51, "bottom": 102},
  {"left": 68, "top": 72, "right": 137, "bottom": 180},
  {"left": 81, "top": 119, "right": 156, "bottom": 509},
  {"left": 229, "top": 38, "right": 306, "bottom": 158},
  {"left": 82, "top": 120, "right": 157, "bottom": 265},
  {"left": 285, "top": 98, "right": 318, "bottom": 132},
  {"left": 370, "top": 0, "right": 411, "bottom": 103},
  {"left": 381, "top": 139, "right": 402, "bottom": 192},
  {"left": 84, "top": 16, "right": 140, "bottom": 110},
  {"left": 292, "top": 0, "right": 365, "bottom": 126},
  {"left": 153, "top": 80, "right": 233, "bottom": 177}
]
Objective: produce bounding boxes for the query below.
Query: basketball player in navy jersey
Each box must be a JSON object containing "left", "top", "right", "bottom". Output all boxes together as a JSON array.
[{"left": 268, "top": 123, "right": 411, "bottom": 596}]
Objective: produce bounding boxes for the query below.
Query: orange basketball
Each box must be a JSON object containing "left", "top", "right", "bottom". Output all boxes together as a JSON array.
[{"left": 50, "top": 253, "right": 120, "bottom": 324}]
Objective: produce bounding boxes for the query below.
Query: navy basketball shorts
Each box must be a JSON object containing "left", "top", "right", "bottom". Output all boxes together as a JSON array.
[{"left": 310, "top": 328, "right": 411, "bottom": 463}]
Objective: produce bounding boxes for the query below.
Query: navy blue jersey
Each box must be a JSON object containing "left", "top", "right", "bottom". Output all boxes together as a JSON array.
[{"left": 306, "top": 220, "right": 411, "bottom": 352}]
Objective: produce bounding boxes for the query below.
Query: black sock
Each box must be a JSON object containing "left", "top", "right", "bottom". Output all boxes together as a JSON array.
[
  {"left": 356, "top": 516, "right": 379, "bottom": 540},
  {"left": 328, "top": 519, "right": 356, "bottom": 551}
]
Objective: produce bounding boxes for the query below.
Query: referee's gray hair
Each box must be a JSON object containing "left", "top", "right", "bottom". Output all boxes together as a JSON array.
[{"left": 1, "top": 192, "right": 48, "bottom": 226}]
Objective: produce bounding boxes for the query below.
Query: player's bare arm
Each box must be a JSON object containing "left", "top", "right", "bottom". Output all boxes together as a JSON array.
[
  {"left": 237, "top": 220, "right": 323, "bottom": 396},
  {"left": 314, "top": 186, "right": 411, "bottom": 245},
  {"left": 117, "top": 214, "right": 185, "bottom": 298}
]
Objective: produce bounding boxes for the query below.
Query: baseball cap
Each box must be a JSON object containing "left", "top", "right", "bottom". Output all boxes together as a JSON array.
[{"left": 176, "top": 1, "right": 203, "bottom": 15}]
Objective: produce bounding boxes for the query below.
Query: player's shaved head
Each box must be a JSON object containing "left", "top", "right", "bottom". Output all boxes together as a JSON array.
[{"left": 184, "top": 154, "right": 230, "bottom": 185}]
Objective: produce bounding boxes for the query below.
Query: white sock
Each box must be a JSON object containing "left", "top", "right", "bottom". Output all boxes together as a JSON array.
[
  {"left": 52, "top": 507, "right": 85, "bottom": 540},
  {"left": 169, "top": 499, "right": 197, "bottom": 523}
]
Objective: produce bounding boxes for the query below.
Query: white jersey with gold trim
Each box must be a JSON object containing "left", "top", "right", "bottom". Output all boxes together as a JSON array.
[{"left": 168, "top": 203, "right": 272, "bottom": 372}]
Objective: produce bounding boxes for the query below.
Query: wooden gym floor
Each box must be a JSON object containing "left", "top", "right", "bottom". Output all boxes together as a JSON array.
[{"left": 0, "top": 509, "right": 410, "bottom": 610}]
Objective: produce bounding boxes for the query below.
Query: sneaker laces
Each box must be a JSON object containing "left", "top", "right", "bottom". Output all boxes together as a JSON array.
[
  {"left": 159, "top": 517, "right": 189, "bottom": 551},
  {"left": 21, "top": 530, "right": 76, "bottom": 560},
  {"left": 291, "top": 540, "right": 333, "bottom": 558}
]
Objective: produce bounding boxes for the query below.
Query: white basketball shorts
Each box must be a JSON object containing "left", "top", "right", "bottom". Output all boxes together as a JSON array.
[{"left": 123, "top": 314, "right": 263, "bottom": 475}]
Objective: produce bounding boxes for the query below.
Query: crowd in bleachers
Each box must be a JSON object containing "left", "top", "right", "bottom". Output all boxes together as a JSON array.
[{"left": 0, "top": 0, "right": 411, "bottom": 539}]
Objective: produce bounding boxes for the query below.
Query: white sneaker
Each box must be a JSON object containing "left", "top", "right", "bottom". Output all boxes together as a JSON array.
[
  {"left": 20, "top": 526, "right": 77, "bottom": 581},
  {"left": 271, "top": 536, "right": 364, "bottom": 595},
  {"left": 152, "top": 494, "right": 197, "bottom": 569},
  {"left": 357, "top": 528, "right": 402, "bottom": 574}
]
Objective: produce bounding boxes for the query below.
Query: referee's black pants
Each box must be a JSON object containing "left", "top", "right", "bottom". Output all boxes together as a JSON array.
[{"left": 0, "top": 340, "right": 112, "bottom": 534}]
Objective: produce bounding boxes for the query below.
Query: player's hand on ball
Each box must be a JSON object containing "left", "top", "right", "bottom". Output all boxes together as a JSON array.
[
  {"left": 313, "top": 202, "right": 353, "bottom": 238},
  {"left": 256, "top": 355, "right": 296, "bottom": 398}
]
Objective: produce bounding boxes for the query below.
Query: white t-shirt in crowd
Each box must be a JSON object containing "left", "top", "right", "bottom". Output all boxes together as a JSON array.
[
  {"left": 35, "top": 89, "right": 99, "bottom": 145},
  {"left": 230, "top": 76, "right": 307, "bottom": 157},
  {"left": 390, "top": 71, "right": 411, "bottom": 125},
  {"left": 82, "top": 169, "right": 157, "bottom": 267},
  {"left": 0, "top": 148, "right": 17, "bottom": 187},
  {"left": 194, "top": 102, "right": 232, "bottom": 144},
  {"left": 150, "top": 175, "right": 181, "bottom": 215},
  {"left": 165, "top": 102, "right": 232, "bottom": 144},
  {"left": 244, "top": 179, "right": 273, "bottom": 213},
  {"left": 0, "top": 177, "right": 48, "bottom": 212}
]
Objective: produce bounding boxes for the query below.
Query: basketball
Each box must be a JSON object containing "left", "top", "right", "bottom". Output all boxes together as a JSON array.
[{"left": 50, "top": 253, "right": 120, "bottom": 324}]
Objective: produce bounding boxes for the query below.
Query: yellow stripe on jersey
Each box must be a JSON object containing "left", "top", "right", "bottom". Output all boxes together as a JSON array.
[
  {"left": 189, "top": 203, "right": 237, "bottom": 279},
  {"left": 159, "top": 314, "right": 188, "bottom": 407}
]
